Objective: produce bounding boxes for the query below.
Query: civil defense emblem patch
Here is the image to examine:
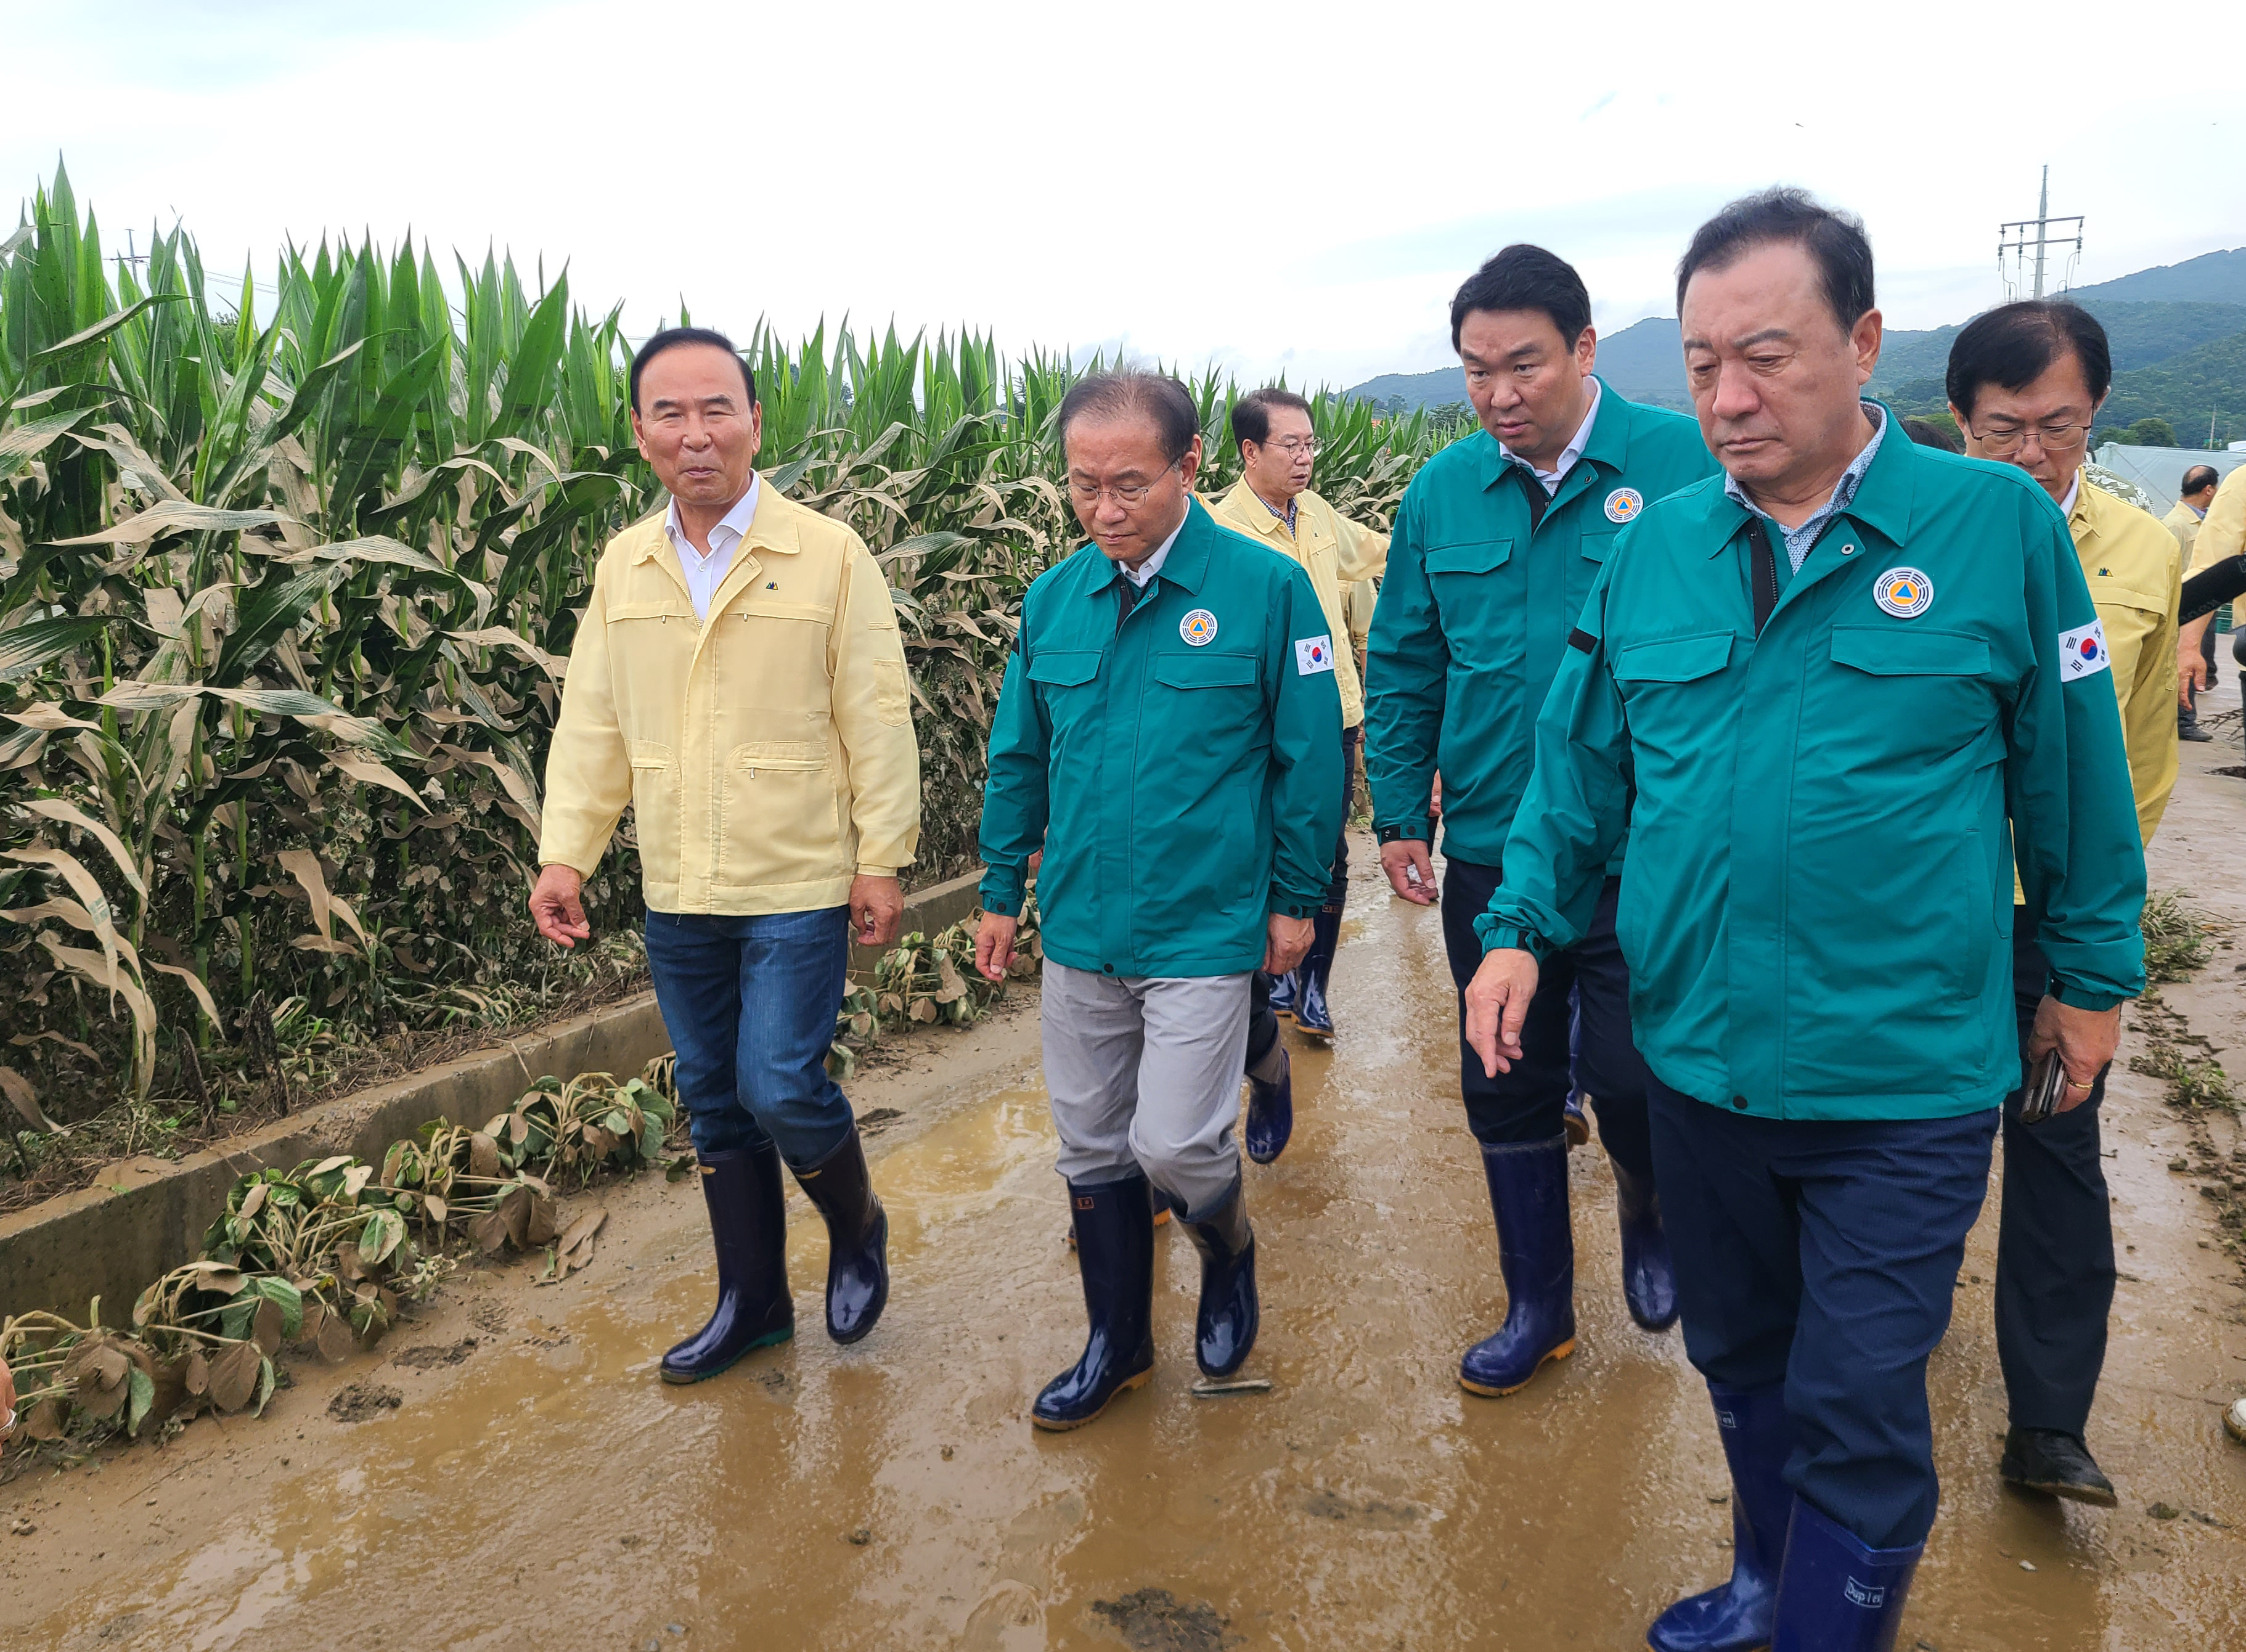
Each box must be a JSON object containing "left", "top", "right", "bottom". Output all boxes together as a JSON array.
[
  {"left": 1872, "top": 567, "right": 1933, "bottom": 618},
  {"left": 1180, "top": 608, "right": 1218, "bottom": 647},
  {"left": 1604, "top": 487, "right": 1643, "bottom": 524}
]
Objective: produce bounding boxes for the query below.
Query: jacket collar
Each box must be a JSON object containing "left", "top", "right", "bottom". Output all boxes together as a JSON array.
[
  {"left": 1087, "top": 495, "right": 1215, "bottom": 596},
  {"left": 1469, "top": 375, "right": 1628, "bottom": 496},
  {"left": 1217, "top": 476, "right": 1301, "bottom": 544},
  {"left": 1701, "top": 400, "right": 1913, "bottom": 556},
  {"left": 632, "top": 473, "right": 802, "bottom": 613}
]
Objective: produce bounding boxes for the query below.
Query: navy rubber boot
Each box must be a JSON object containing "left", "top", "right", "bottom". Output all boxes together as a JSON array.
[
  {"left": 1563, "top": 1091, "right": 1591, "bottom": 1147},
  {"left": 1244, "top": 1038, "right": 1294, "bottom": 1165},
  {"left": 1034, "top": 1175, "right": 1158, "bottom": 1429},
  {"left": 1458, "top": 1134, "right": 1577, "bottom": 1396},
  {"left": 1612, "top": 1159, "right": 1680, "bottom": 1331},
  {"left": 1648, "top": 1381, "right": 1792, "bottom": 1651},
  {"left": 1770, "top": 1500, "right": 1923, "bottom": 1652},
  {"left": 1291, "top": 906, "right": 1343, "bottom": 1037},
  {"left": 1267, "top": 968, "right": 1299, "bottom": 1020},
  {"left": 661, "top": 1143, "right": 795, "bottom": 1383},
  {"left": 1176, "top": 1177, "right": 1260, "bottom": 1378},
  {"left": 792, "top": 1125, "right": 889, "bottom": 1344}
]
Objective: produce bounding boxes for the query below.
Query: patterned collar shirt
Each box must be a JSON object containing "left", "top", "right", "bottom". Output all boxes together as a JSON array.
[
  {"left": 1500, "top": 377, "right": 1603, "bottom": 497},
  {"left": 663, "top": 473, "right": 762, "bottom": 623},
  {"left": 1724, "top": 401, "right": 1889, "bottom": 571}
]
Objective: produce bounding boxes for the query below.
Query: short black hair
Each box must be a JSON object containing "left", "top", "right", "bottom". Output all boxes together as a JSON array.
[
  {"left": 1943, "top": 301, "right": 2111, "bottom": 420},
  {"left": 630, "top": 326, "right": 756, "bottom": 414},
  {"left": 1058, "top": 370, "right": 1201, "bottom": 467},
  {"left": 1231, "top": 386, "right": 1313, "bottom": 454},
  {"left": 1450, "top": 244, "right": 1592, "bottom": 353},
  {"left": 1901, "top": 415, "right": 1962, "bottom": 452},
  {"left": 1676, "top": 188, "right": 1875, "bottom": 335},
  {"left": 2183, "top": 464, "right": 2220, "bottom": 497}
]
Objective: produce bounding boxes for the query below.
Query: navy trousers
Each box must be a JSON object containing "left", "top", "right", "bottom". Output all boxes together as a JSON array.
[
  {"left": 1441, "top": 861, "right": 1652, "bottom": 1176},
  {"left": 1648, "top": 1078, "right": 1997, "bottom": 1549},
  {"left": 644, "top": 906, "right": 856, "bottom": 1167},
  {"left": 1995, "top": 916, "right": 2114, "bottom": 1437}
]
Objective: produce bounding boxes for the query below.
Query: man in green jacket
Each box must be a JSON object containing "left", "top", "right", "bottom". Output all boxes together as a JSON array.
[
  {"left": 1464, "top": 190, "right": 2144, "bottom": 1652},
  {"left": 1365, "top": 244, "right": 1718, "bottom": 1398},
  {"left": 974, "top": 371, "right": 1343, "bottom": 1430}
]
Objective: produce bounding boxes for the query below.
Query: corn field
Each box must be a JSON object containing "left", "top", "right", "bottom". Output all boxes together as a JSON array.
[{"left": 0, "top": 163, "right": 1466, "bottom": 1179}]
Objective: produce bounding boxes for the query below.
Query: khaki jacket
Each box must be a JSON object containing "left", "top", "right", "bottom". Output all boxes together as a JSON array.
[
  {"left": 1204, "top": 480, "right": 1387, "bottom": 727},
  {"left": 2072, "top": 475, "right": 2181, "bottom": 848},
  {"left": 2161, "top": 499, "right": 2201, "bottom": 565},
  {"left": 539, "top": 481, "right": 920, "bottom": 914},
  {"left": 2186, "top": 465, "right": 2246, "bottom": 577}
]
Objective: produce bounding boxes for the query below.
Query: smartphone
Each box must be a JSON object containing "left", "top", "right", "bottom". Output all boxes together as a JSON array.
[{"left": 2017, "top": 1049, "right": 2068, "bottom": 1126}]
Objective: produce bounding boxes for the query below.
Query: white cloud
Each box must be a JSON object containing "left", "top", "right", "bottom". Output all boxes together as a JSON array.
[{"left": 7, "top": 0, "right": 2242, "bottom": 390}]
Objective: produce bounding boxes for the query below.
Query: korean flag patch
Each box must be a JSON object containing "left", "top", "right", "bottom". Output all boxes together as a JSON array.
[
  {"left": 1295, "top": 636, "right": 1337, "bottom": 676},
  {"left": 2057, "top": 618, "right": 2111, "bottom": 681}
]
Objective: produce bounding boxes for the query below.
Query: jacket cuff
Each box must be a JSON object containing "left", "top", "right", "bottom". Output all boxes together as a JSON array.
[
  {"left": 1473, "top": 917, "right": 1551, "bottom": 961},
  {"left": 855, "top": 864, "right": 899, "bottom": 879},
  {"left": 1376, "top": 821, "right": 1432, "bottom": 845},
  {"left": 1272, "top": 896, "right": 1322, "bottom": 920},
  {"left": 980, "top": 862, "right": 1026, "bottom": 918},
  {"left": 2049, "top": 979, "right": 2125, "bottom": 1012}
]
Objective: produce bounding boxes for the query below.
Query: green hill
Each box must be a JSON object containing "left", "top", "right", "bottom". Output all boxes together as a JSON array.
[
  {"left": 2069, "top": 247, "right": 2246, "bottom": 306},
  {"left": 2095, "top": 330, "right": 2246, "bottom": 447}
]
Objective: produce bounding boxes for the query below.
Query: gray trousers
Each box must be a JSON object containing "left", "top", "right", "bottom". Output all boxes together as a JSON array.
[{"left": 1040, "top": 960, "right": 1252, "bottom": 1220}]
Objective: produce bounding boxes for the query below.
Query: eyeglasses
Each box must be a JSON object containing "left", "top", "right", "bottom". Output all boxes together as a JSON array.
[
  {"left": 1968, "top": 419, "right": 2093, "bottom": 456},
  {"left": 1264, "top": 437, "right": 1320, "bottom": 458},
  {"left": 1066, "top": 459, "right": 1179, "bottom": 509}
]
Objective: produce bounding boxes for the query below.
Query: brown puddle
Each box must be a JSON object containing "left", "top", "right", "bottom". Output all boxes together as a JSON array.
[{"left": 9, "top": 794, "right": 2246, "bottom": 1649}]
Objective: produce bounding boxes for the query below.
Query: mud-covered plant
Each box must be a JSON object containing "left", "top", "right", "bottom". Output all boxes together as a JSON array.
[
  {"left": 487, "top": 1070, "right": 673, "bottom": 1186},
  {"left": 2141, "top": 889, "right": 2215, "bottom": 986}
]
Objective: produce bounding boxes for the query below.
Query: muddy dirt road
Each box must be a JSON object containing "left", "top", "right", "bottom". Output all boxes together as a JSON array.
[{"left": 7, "top": 757, "right": 2246, "bottom": 1651}]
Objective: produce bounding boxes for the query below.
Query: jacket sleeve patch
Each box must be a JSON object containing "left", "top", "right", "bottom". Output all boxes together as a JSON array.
[
  {"left": 2057, "top": 618, "right": 2111, "bottom": 681},
  {"left": 1294, "top": 636, "right": 1337, "bottom": 675},
  {"left": 1568, "top": 627, "right": 1598, "bottom": 653}
]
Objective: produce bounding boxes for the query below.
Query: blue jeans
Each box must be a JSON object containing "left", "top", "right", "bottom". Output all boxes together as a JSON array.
[
  {"left": 645, "top": 906, "right": 855, "bottom": 1167},
  {"left": 1648, "top": 1077, "right": 1997, "bottom": 1549}
]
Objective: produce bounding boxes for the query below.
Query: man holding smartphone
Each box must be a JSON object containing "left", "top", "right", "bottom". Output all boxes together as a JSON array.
[{"left": 1949, "top": 300, "right": 2181, "bottom": 1507}]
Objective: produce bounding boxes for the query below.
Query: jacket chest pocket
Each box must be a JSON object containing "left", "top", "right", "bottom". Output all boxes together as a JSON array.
[
  {"left": 1825, "top": 628, "right": 1994, "bottom": 764},
  {"left": 1615, "top": 630, "right": 1735, "bottom": 728},
  {"left": 1424, "top": 539, "right": 1516, "bottom": 667},
  {"left": 1572, "top": 530, "right": 1616, "bottom": 610},
  {"left": 1152, "top": 650, "right": 1260, "bottom": 701},
  {"left": 605, "top": 599, "right": 698, "bottom": 740}
]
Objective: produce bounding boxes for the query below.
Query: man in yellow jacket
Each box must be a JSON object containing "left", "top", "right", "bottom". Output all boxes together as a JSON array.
[
  {"left": 532, "top": 327, "right": 921, "bottom": 1383},
  {"left": 1207, "top": 390, "right": 1387, "bottom": 1077},
  {"left": 2179, "top": 463, "right": 2243, "bottom": 724},
  {"left": 1950, "top": 298, "right": 2179, "bottom": 1506},
  {"left": 2166, "top": 464, "right": 2219, "bottom": 738}
]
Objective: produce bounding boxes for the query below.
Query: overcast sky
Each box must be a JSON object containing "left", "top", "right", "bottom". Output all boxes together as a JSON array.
[{"left": 9, "top": 0, "right": 2242, "bottom": 391}]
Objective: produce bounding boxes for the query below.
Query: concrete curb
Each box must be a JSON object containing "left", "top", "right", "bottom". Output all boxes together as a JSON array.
[{"left": 2, "top": 867, "right": 992, "bottom": 1325}]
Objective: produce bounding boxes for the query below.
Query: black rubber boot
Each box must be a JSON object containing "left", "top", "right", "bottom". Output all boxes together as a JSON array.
[
  {"left": 1292, "top": 902, "right": 1343, "bottom": 1037},
  {"left": 661, "top": 1143, "right": 794, "bottom": 1383},
  {"left": 1034, "top": 1174, "right": 1158, "bottom": 1429},
  {"left": 1177, "top": 1177, "right": 1260, "bottom": 1378},
  {"left": 1612, "top": 1159, "right": 1680, "bottom": 1331},
  {"left": 1244, "top": 1037, "right": 1294, "bottom": 1165},
  {"left": 792, "top": 1124, "right": 889, "bottom": 1344}
]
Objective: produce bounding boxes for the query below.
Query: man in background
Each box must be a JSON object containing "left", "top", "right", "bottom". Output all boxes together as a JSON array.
[
  {"left": 2169, "top": 464, "right": 2223, "bottom": 737},
  {"left": 1366, "top": 244, "right": 1717, "bottom": 1402},
  {"left": 1950, "top": 299, "right": 2180, "bottom": 1509},
  {"left": 1206, "top": 388, "right": 1387, "bottom": 1155}
]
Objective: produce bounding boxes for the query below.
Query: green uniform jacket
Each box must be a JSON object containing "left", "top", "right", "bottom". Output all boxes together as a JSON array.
[
  {"left": 1365, "top": 380, "right": 1720, "bottom": 866},
  {"left": 1475, "top": 427, "right": 2147, "bottom": 1122},
  {"left": 979, "top": 499, "right": 1344, "bottom": 978}
]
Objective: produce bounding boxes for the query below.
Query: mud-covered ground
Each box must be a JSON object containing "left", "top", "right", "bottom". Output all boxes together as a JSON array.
[{"left": 6, "top": 756, "right": 2245, "bottom": 1651}]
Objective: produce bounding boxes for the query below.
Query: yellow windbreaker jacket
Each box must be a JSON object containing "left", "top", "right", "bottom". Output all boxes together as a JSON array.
[
  {"left": 539, "top": 481, "right": 921, "bottom": 915},
  {"left": 1204, "top": 480, "right": 1388, "bottom": 727},
  {"left": 2186, "top": 464, "right": 2246, "bottom": 578},
  {"left": 2072, "top": 475, "right": 2181, "bottom": 847}
]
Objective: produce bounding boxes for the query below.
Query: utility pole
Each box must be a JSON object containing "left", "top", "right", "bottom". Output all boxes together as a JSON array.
[
  {"left": 112, "top": 228, "right": 147, "bottom": 286},
  {"left": 1998, "top": 167, "right": 2084, "bottom": 301}
]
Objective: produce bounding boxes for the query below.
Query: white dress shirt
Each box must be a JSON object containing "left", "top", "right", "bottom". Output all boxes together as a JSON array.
[
  {"left": 664, "top": 473, "right": 763, "bottom": 622},
  {"left": 1501, "top": 377, "right": 1603, "bottom": 497},
  {"left": 1119, "top": 508, "right": 1190, "bottom": 587}
]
